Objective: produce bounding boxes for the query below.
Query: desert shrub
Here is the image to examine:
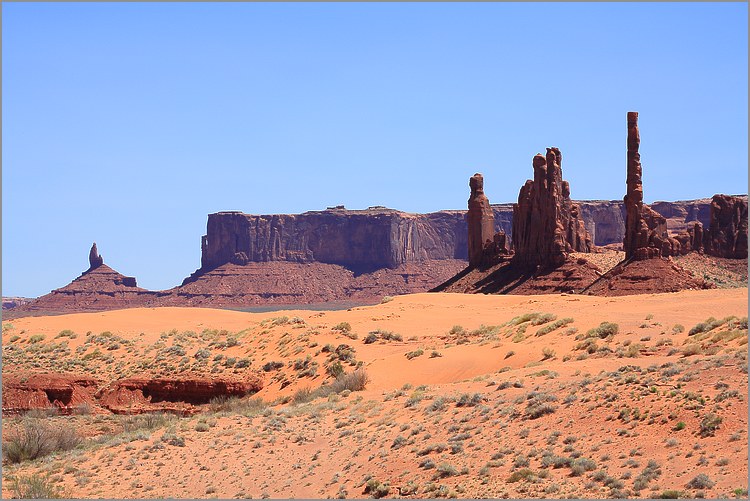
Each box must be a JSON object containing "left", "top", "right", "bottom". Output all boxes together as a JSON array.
[
  {"left": 270, "top": 316, "right": 289, "bottom": 326},
  {"left": 570, "top": 457, "right": 597, "bottom": 476},
  {"left": 511, "top": 312, "right": 555, "bottom": 325},
  {"left": 380, "top": 296, "right": 394, "bottom": 304},
  {"left": 405, "top": 349, "right": 424, "bottom": 360},
  {"left": 122, "top": 412, "right": 172, "bottom": 432},
  {"left": 434, "top": 462, "right": 460, "bottom": 479},
  {"left": 161, "top": 433, "right": 185, "bottom": 447},
  {"left": 3, "top": 419, "right": 82, "bottom": 463},
  {"left": 372, "top": 330, "right": 402, "bottom": 342},
  {"left": 29, "top": 334, "right": 45, "bottom": 344},
  {"left": 194, "top": 348, "right": 211, "bottom": 360},
  {"left": 542, "top": 347, "right": 556, "bottom": 360},
  {"left": 536, "top": 318, "right": 574, "bottom": 336},
  {"left": 55, "top": 330, "right": 77, "bottom": 339},
  {"left": 530, "top": 313, "right": 557, "bottom": 326},
  {"left": 363, "top": 332, "right": 378, "bottom": 344},
  {"left": 321, "top": 369, "right": 369, "bottom": 395},
  {"left": 524, "top": 392, "right": 558, "bottom": 419},
  {"left": 672, "top": 324, "right": 685, "bottom": 334},
  {"left": 262, "top": 361, "right": 284, "bottom": 372},
  {"left": 688, "top": 317, "right": 722, "bottom": 336},
  {"left": 364, "top": 479, "right": 390, "bottom": 498},
  {"left": 332, "top": 322, "right": 351, "bottom": 333},
  {"left": 507, "top": 468, "right": 535, "bottom": 483},
  {"left": 672, "top": 421, "right": 686, "bottom": 431},
  {"left": 657, "top": 490, "right": 683, "bottom": 499},
  {"left": 681, "top": 344, "right": 702, "bottom": 357},
  {"left": 430, "top": 350, "right": 442, "bottom": 358},
  {"left": 208, "top": 396, "right": 266, "bottom": 415},
  {"left": 8, "top": 473, "right": 64, "bottom": 499},
  {"left": 194, "top": 422, "right": 210, "bottom": 432},
  {"left": 235, "top": 358, "right": 251, "bottom": 368},
  {"left": 425, "top": 397, "right": 446, "bottom": 413},
  {"left": 326, "top": 361, "right": 345, "bottom": 378},
  {"left": 541, "top": 454, "right": 571, "bottom": 469},
  {"left": 292, "top": 387, "right": 315, "bottom": 404},
  {"left": 686, "top": 473, "right": 714, "bottom": 490},
  {"left": 455, "top": 393, "right": 483, "bottom": 407},
  {"left": 448, "top": 325, "right": 466, "bottom": 336},
  {"left": 586, "top": 322, "right": 619, "bottom": 339},
  {"left": 699, "top": 413, "right": 722, "bottom": 437}
]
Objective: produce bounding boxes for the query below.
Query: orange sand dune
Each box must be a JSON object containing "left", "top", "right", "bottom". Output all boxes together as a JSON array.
[{"left": 2, "top": 289, "right": 747, "bottom": 499}]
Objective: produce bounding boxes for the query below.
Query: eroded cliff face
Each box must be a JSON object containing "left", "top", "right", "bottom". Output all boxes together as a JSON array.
[
  {"left": 191, "top": 208, "right": 472, "bottom": 281},
  {"left": 190, "top": 197, "right": 742, "bottom": 284}
]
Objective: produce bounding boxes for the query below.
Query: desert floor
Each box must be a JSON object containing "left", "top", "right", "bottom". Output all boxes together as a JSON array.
[{"left": 2, "top": 289, "right": 748, "bottom": 499}]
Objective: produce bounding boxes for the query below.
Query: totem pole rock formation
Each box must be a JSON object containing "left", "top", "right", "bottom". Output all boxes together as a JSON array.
[
  {"left": 623, "top": 112, "right": 680, "bottom": 260},
  {"left": 88, "top": 242, "right": 104, "bottom": 270},
  {"left": 467, "top": 173, "right": 497, "bottom": 267},
  {"left": 511, "top": 147, "right": 592, "bottom": 267}
]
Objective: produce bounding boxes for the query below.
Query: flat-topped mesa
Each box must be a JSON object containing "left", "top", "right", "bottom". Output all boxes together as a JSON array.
[
  {"left": 467, "top": 173, "right": 497, "bottom": 267},
  {"left": 88, "top": 242, "right": 104, "bottom": 271},
  {"left": 511, "top": 147, "right": 593, "bottom": 267}
]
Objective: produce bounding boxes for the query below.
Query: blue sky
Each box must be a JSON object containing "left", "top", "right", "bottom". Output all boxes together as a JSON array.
[{"left": 3, "top": 2, "right": 747, "bottom": 297}]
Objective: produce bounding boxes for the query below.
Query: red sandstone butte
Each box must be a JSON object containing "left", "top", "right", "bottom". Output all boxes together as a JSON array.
[{"left": 512, "top": 147, "right": 592, "bottom": 267}]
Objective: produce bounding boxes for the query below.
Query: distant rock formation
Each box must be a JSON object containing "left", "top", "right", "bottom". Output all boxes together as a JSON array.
[
  {"left": 10, "top": 244, "right": 157, "bottom": 315},
  {"left": 88, "top": 242, "right": 104, "bottom": 270},
  {"left": 705, "top": 194, "right": 748, "bottom": 258},
  {"left": 511, "top": 147, "right": 593, "bottom": 267},
  {"left": 623, "top": 112, "right": 672, "bottom": 260},
  {"left": 436, "top": 147, "right": 599, "bottom": 295},
  {"left": 583, "top": 112, "right": 711, "bottom": 295},
  {"left": 467, "top": 173, "right": 496, "bottom": 267}
]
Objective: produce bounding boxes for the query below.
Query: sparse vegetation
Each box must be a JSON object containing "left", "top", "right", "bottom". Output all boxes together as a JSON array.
[{"left": 3, "top": 418, "right": 82, "bottom": 463}]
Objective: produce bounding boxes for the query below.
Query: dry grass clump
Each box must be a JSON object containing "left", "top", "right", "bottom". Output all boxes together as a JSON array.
[
  {"left": 7, "top": 473, "right": 64, "bottom": 499},
  {"left": 3, "top": 418, "right": 82, "bottom": 463}
]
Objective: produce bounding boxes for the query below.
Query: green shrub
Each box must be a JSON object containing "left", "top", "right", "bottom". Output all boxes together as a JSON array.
[{"left": 29, "top": 334, "right": 45, "bottom": 344}]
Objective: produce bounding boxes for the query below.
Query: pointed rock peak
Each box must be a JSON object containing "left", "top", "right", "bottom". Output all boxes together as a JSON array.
[{"left": 88, "top": 242, "right": 104, "bottom": 271}]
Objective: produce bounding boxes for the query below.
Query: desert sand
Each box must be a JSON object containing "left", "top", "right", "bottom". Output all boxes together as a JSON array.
[{"left": 2, "top": 289, "right": 748, "bottom": 498}]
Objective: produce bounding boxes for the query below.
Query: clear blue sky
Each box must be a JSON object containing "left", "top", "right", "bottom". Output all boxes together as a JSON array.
[{"left": 3, "top": 2, "right": 747, "bottom": 298}]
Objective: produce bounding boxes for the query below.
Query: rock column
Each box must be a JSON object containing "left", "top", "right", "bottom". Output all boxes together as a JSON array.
[{"left": 467, "top": 173, "right": 495, "bottom": 267}]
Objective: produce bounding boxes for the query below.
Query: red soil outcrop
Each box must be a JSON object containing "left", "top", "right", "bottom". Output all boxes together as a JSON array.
[
  {"left": 2, "top": 373, "right": 100, "bottom": 415},
  {"left": 97, "top": 375, "right": 264, "bottom": 415},
  {"left": 2, "top": 373, "right": 264, "bottom": 416}
]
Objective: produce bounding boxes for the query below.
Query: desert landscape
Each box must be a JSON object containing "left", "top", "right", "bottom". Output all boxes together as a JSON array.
[
  {"left": 3, "top": 3, "right": 748, "bottom": 500},
  {"left": 2, "top": 111, "right": 748, "bottom": 499}
]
